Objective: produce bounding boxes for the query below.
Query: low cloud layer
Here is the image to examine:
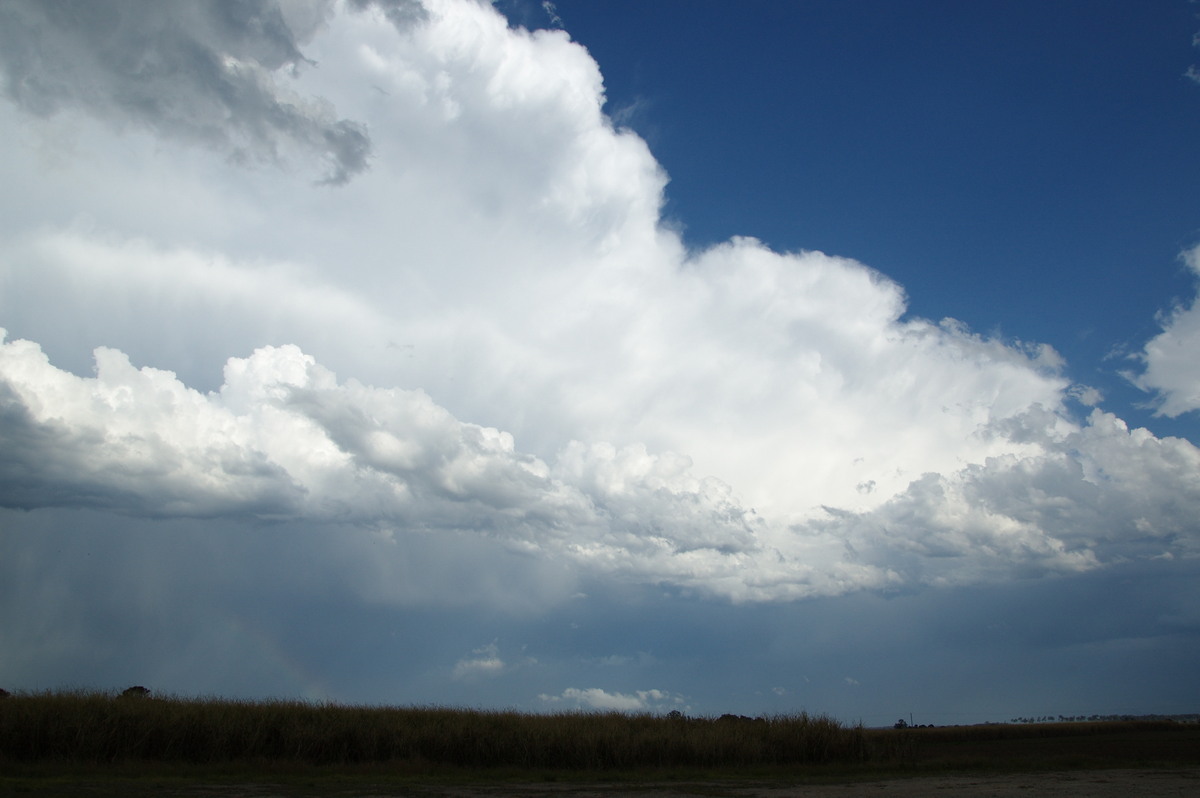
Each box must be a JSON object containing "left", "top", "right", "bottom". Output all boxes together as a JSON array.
[
  {"left": 2, "top": 329, "right": 1196, "bottom": 602},
  {"left": 539, "top": 687, "right": 685, "bottom": 713}
]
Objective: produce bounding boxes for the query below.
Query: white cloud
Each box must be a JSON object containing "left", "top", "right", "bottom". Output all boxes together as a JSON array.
[
  {"left": 3, "top": 327, "right": 1198, "bottom": 604},
  {"left": 0, "top": 1, "right": 1197, "bottom": 724},
  {"left": 538, "top": 687, "right": 684, "bottom": 712},
  {"left": 1188, "top": 28, "right": 1200, "bottom": 85},
  {"left": 0, "top": 0, "right": 1197, "bottom": 612},
  {"left": 819, "top": 408, "right": 1200, "bottom": 586},
  {"left": 452, "top": 641, "right": 505, "bottom": 679},
  {"left": 541, "top": 2, "right": 563, "bottom": 29},
  {"left": 0, "top": 332, "right": 766, "bottom": 587},
  {"left": 0, "top": 331, "right": 587, "bottom": 528},
  {"left": 1129, "top": 245, "right": 1200, "bottom": 416}
]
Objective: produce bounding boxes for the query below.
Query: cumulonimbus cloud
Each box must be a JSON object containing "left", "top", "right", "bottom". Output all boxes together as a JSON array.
[{"left": 0, "top": 0, "right": 1197, "bottom": 608}]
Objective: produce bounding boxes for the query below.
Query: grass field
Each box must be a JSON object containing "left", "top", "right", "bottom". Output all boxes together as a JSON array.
[
  {"left": 1, "top": 690, "right": 1197, "bottom": 796},
  {"left": 0, "top": 690, "right": 867, "bottom": 768}
]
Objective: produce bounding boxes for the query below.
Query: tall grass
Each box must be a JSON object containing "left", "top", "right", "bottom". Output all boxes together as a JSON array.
[
  {"left": 0, "top": 690, "right": 866, "bottom": 768},
  {"left": 4, "top": 691, "right": 1195, "bottom": 774}
]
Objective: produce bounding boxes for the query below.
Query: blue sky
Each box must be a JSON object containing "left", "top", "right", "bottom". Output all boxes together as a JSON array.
[
  {"left": 538, "top": 0, "right": 1200, "bottom": 439},
  {"left": 1, "top": 0, "right": 1198, "bottom": 727}
]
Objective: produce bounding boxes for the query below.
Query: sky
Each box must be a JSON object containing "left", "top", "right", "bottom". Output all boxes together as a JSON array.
[{"left": 0, "top": 0, "right": 1198, "bottom": 727}]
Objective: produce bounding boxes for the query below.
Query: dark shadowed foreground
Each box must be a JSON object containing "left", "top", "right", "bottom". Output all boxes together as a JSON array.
[
  {"left": 441, "top": 771, "right": 1197, "bottom": 797},
  {"left": 410, "top": 771, "right": 1198, "bottom": 797},
  {"left": 1, "top": 691, "right": 1197, "bottom": 796},
  {"left": 1, "top": 769, "right": 1199, "bottom": 798}
]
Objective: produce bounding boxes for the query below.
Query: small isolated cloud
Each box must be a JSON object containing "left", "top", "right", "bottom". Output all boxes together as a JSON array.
[
  {"left": 844, "top": 677, "right": 860, "bottom": 686},
  {"left": 538, "top": 687, "right": 685, "bottom": 713},
  {"left": 591, "top": 652, "right": 654, "bottom": 669},
  {"left": 541, "top": 1, "right": 563, "bottom": 28},
  {"left": 452, "top": 641, "right": 505, "bottom": 679},
  {"left": 1127, "top": 244, "right": 1200, "bottom": 416},
  {"left": 1068, "top": 384, "right": 1103, "bottom": 407},
  {"left": 594, "top": 655, "right": 631, "bottom": 667},
  {"left": 1188, "top": 29, "right": 1200, "bottom": 85}
]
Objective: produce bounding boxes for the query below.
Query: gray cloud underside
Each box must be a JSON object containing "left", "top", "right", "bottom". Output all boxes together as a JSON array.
[
  {"left": 0, "top": 0, "right": 377, "bottom": 184},
  {"left": 2, "top": 331, "right": 1196, "bottom": 602}
]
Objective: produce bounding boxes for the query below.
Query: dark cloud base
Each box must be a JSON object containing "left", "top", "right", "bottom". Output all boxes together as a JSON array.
[{"left": 3, "top": 507, "right": 1195, "bottom": 724}]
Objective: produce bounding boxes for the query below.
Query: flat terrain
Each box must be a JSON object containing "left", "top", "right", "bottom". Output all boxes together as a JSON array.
[
  {"left": 4, "top": 695, "right": 1198, "bottom": 796},
  {"left": 3, "top": 768, "right": 1200, "bottom": 797},
  {"left": 445, "top": 770, "right": 1199, "bottom": 797}
]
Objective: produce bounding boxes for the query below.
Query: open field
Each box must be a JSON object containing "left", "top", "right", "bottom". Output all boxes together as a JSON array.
[
  {"left": 1, "top": 691, "right": 1197, "bottom": 796},
  {"left": 2, "top": 768, "right": 1198, "bottom": 798}
]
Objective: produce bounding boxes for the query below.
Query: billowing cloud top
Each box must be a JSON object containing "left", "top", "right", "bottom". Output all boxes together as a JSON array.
[{"left": 1, "top": 0, "right": 1198, "bottom": 607}]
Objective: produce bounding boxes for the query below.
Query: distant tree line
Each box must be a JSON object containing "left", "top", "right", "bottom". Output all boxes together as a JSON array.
[{"left": 1008, "top": 713, "right": 1200, "bottom": 724}]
